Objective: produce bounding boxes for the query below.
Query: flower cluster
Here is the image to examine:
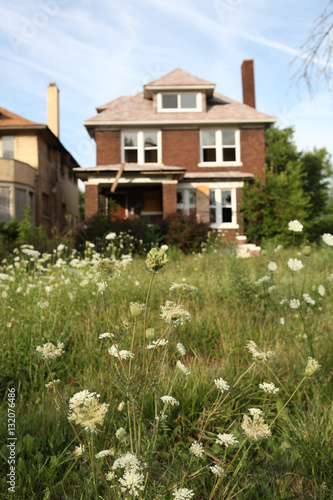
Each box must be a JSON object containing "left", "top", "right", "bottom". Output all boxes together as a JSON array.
[
  {"left": 210, "top": 464, "right": 224, "bottom": 477},
  {"left": 172, "top": 488, "right": 195, "bottom": 500},
  {"left": 214, "top": 377, "right": 230, "bottom": 394},
  {"left": 160, "top": 395, "right": 179, "bottom": 407},
  {"left": 176, "top": 360, "right": 190, "bottom": 375},
  {"left": 245, "top": 340, "right": 275, "bottom": 362},
  {"left": 146, "top": 339, "right": 169, "bottom": 349},
  {"left": 305, "top": 357, "right": 320, "bottom": 378},
  {"left": 160, "top": 301, "right": 191, "bottom": 327},
  {"left": 68, "top": 390, "right": 109, "bottom": 433},
  {"left": 145, "top": 247, "right": 169, "bottom": 274},
  {"left": 97, "top": 259, "right": 121, "bottom": 279},
  {"left": 288, "top": 220, "right": 303, "bottom": 232},
  {"left": 241, "top": 410, "right": 271, "bottom": 441},
  {"left": 176, "top": 342, "right": 186, "bottom": 356},
  {"left": 95, "top": 450, "right": 114, "bottom": 459},
  {"left": 189, "top": 441, "right": 204, "bottom": 458},
  {"left": 108, "top": 345, "right": 134, "bottom": 360},
  {"left": 216, "top": 433, "right": 239, "bottom": 447},
  {"left": 322, "top": 233, "right": 333, "bottom": 246},
  {"left": 259, "top": 382, "right": 279, "bottom": 394},
  {"left": 169, "top": 282, "right": 198, "bottom": 296},
  {"left": 287, "top": 258, "right": 303, "bottom": 271},
  {"left": 130, "top": 302, "right": 146, "bottom": 319},
  {"left": 36, "top": 341, "right": 65, "bottom": 360}
]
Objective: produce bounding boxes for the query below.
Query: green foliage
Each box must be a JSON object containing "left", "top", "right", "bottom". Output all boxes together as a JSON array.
[
  {"left": 162, "top": 212, "right": 217, "bottom": 254},
  {"left": 242, "top": 126, "right": 333, "bottom": 244}
]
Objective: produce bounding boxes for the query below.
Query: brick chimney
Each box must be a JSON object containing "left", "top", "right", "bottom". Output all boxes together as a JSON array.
[
  {"left": 47, "top": 82, "right": 59, "bottom": 137},
  {"left": 241, "top": 60, "right": 256, "bottom": 108}
]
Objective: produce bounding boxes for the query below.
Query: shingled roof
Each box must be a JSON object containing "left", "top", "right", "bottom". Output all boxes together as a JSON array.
[{"left": 0, "top": 107, "right": 40, "bottom": 128}]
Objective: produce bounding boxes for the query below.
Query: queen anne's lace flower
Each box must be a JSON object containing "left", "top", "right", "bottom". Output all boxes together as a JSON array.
[
  {"left": 112, "top": 452, "right": 142, "bottom": 471},
  {"left": 145, "top": 247, "right": 169, "bottom": 273},
  {"left": 214, "top": 377, "right": 230, "bottom": 394},
  {"left": 305, "top": 357, "right": 320, "bottom": 377},
  {"left": 68, "top": 390, "right": 109, "bottom": 433},
  {"left": 189, "top": 441, "right": 204, "bottom": 458},
  {"left": 36, "top": 341, "right": 65, "bottom": 360},
  {"left": 290, "top": 299, "right": 300, "bottom": 309},
  {"left": 108, "top": 345, "right": 134, "bottom": 360},
  {"left": 303, "top": 293, "right": 315, "bottom": 305},
  {"left": 322, "top": 233, "right": 333, "bottom": 246},
  {"left": 105, "top": 232, "right": 117, "bottom": 240},
  {"left": 210, "top": 464, "right": 224, "bottom": 477},
  {"left": 318, "top": 285, "right": 325, "bottom": 296},
  {"left": 288, "top": 258, "right": 303, "bottom": 271},
  {"left": 288, "top": 220, "right": 303, "bottom": 232},
  {"left": 45, "top": 379, "right": 60, "bottom": 389},
  {"left": 216, "top": 433, "right": 239, "bottom": 447},
  {"left": 118, "top": 469, "right": 145, "bottom": 497},
  {"left": 255, "top": 276, "right": 271, "bottom": 285},
  {"left": 169, "top": 282, "right": 198, "bottom": 296},
  {"left": 267, "top": 262, "right": 277, "bottom": 272},
  {"left": 115, "top": 427, "right": 127, "bottom": 440},
  {"left": 97, "top": 280, "right": 108, "bottom": 292},
  {"left": 241, "top": 411, "right": 271, "bottom": 441},
  {"left": 176, "top": 342, "right": 186, "bottom": 356},
  {"left": 73, "top": 444, "right": 85, "bottom": 457},
  {"left": 245, "top": 340, "right": 275, "bottom": 361},
  {"left": 259, "top": 382, "right": 279, "bottom": 394},
  {"left": 146, "top": 339, "right": 169, "bottom": 349},
  {"left": 160, "top": 301, "right": 191, "bottom": 327},
  {"left": 160, "top": 395, "right": 179, "bottom": 406},
  {"left": 95, "top": 450, "right": 114, "bottom": 458},
  {"left": 172, "top": 488, "right": 195, "bottom": 500},
  {"left": 130, "top": 302, "right": 146, "bottom": 318},
  {"left": 176, "top": 360, "right": 190, "bottom": 375}
]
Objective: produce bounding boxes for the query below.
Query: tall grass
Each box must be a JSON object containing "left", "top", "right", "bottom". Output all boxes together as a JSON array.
[{"left": 0, "top": 236, "right": 332, "bottom": 499}]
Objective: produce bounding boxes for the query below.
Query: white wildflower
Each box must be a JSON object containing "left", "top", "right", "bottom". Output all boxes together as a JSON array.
[
  {"left": 105, "top": 232, "right": 117, "bottom": 240},
  {"left": 287, "top": 258, "right": 303, "bottom": 271},
  {"left": 57, "top": 243, "right": 65, "bottom": 252},
  {"left": 118, "top": 469, "right": 145, "bottom": 497},
  {"left": 106, "top": 471, "right": 116, "bottom": 481},
  {"left": 130, "top": 302, "right": 146, "bottom": 319},
  {"left": 176, "top": 360, "right": 190, "bottom": 375},
  {"left": 268, "top": 285, "right": 276, "bottom": 294},
  {"left": 68, "top": 390, "right": 109, "bottom": 433},
  {"left": 214, "top": 377, "right": 230, "bottom": 394},
  {"left": 305, "top": 357, "right": 320, "bottom": 378},
  {"left": 160, "top": 300, "right": 191, "bottom": 327},
  {"left": 241, "top": 412, "right": 271, "bottom": 441},
  {"left": 0, "top": 273, "right": 9, "bottom": 280},
  {"left": 37, "top": 300, "right": 49, "bottom": 309},
  {"left": 245, "top": 340, "right": 275, "bottom": 361},
  {"left": 289, "top": 299, "right": 300, "bottom": 309},
  {"left": 73, "top": 444, "right": 85, "bottom": 457},
  {"left": 1, "top": 291, "right": 8, "bottom": 298},
  {"left": 95, "top": 450, "right": 114, "bottom": 459},
  {"left": 322, "top": 233, "right": 333, "bottom": 246},
  {"left": 210, "top": 464, "right": 224, "bottom": 477},
  {"left": 280, "top": 317, "right": 285, "bottom": 326},
  {"left": 146, "top": 338, "right": 169, "bottom": 349},
  {"left": 112, "top": 452, "right": 142, "bottom": 471},
  {"left": 161, "top": 244, "right": 169, "bottom": 251},
  {"left": 189, "top": 441, "right": 204, "bottom": 458},
  {"left": 259, "top": 382, "right": 279, "bottom": 394},
  {"left": 97, "top": 280, "right": 108, "bottom": 293},
  {"left": 45, "top": 379, "right": 60, "bottom": 389},
  {"left": 21, "top": 248, "right": 40, "bottom": 258},
  {"left": 176, "top": 342, "right": 186, "bottom": 356},
  {"left": 216, "top": 433, "right": 239, "bottom": 447},
  {"left": 267, "top": 262, "right": 277, "bottom": 272},
  {"left": 99, "top": 332, "right": 112, "bottom": 339},
  {"left": 118, "top": 401, "right": 125, "bottom": 411},
  {"left": 36, "top": 342, "right": 65, "bottom": 360},
  {"left": 108, "top": 345, "right": 134, "bottom": 360},
  {"left": 172, "top": 488, "right": 195, "bottom": 500},
  {"left": 115, "top": 427, "right": 127, "bottom": 440},
  {"left": 303, "top": 293, "right": 315, "bottom": 305},
  {"left": 255, "top": 276, "right": 271, "bottom": 285},
  {"left": 169, "top": 282, "right": 198, "bottom": 296},
  {"left": 249, "top": 408, "right": 263, "bottom": 417},
  {"left": 318, "top": 285, "right": 325, "bottom": 297},
  {"left": 160, "top": 395, "right": 179, "bottom": 407},
  {"left": 288, "top": 220, "right": 303, "bottom": 232}
]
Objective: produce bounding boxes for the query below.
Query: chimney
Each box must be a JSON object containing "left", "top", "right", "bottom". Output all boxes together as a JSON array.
[
  {"left": 241, "top": 60, "right": 256, "bottom": 108},
  {"left": 47, "top": 82, "right": 59, "bottom": 137}
]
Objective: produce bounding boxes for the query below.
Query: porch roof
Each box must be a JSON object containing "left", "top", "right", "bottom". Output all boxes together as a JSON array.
[
  {"left": 184, "top": 172, "right": 254, "bottom": 180},
  {"left": 73, "top": 163, "right": 186, "bottom": 181}
]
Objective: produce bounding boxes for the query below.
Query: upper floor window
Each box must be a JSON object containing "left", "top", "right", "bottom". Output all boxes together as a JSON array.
[
  {"left": 122, "top": 131, "right": 161, "bottom": 164},
  {"left": 200, "top": 129, "right": 240, "bottom": 165},
  {"left": 0, "top": 136, "right": 14, "bottom": 159},
  {"left": 157, "top": 92, "right": 202, "bottom": 112}
]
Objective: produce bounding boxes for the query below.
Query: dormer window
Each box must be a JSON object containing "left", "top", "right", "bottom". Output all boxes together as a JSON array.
[{"left": 157, "top": 92, "right": 202, "bottom": 112}]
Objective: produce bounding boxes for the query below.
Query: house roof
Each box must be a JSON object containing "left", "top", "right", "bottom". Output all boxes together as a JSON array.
[
  {"left": 143, "top": 68, "right": 216, "bottom": 98},
  {"left": 0, "top": 107, "right": 41, "bottom": 127}
]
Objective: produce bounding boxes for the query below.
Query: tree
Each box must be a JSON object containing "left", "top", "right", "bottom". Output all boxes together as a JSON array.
[
  {"left": 242, "top": 126, "right": 332, "bottom": 244},
  {"left": 292, "top": 0, "right": 333, "bottom": 93}
]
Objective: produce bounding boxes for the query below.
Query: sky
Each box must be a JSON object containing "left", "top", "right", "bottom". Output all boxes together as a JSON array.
[{"left": 1, "top": 0, "right": 332, "bottom": 185}]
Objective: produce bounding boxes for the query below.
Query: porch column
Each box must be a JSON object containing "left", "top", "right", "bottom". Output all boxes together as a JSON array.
[
  {"left": 84, "top": 184, "right": 99, "bottom": 219},
  {"left": 196, "top": 185, "right": 210, "bottom": 223},
  {"left": 162, "top": 181, "right": 177, "bottom": 219}
]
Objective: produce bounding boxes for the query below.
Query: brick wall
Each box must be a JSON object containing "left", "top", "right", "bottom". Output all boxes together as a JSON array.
[
  {"left": 240, "top": 128, "right": 266, "bottom": 180},
  {"left": 85, "top": 184, "right": 99, "bottom": 219},
  {"left": 162, "top": 183, "right": 177, "bottom": 218},
  {"left": 96, "top": 130, "right": 121, "bottom": 165},
  {"left": 162, "top": 130, "right": 200, "bottom": 170}
]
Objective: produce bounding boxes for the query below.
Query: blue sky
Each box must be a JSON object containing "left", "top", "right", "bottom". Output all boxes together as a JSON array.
[{"left": 1, "top": 0, "right": 332, "bottom": 178}]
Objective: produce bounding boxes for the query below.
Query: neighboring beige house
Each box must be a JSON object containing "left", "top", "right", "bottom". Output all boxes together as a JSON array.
[{"left": 0, "top": 83, "right": 79, "bottom": 233}]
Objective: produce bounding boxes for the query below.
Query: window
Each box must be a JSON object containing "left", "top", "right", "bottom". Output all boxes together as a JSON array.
[
  {"left": 158, "top": 93, "right": 201, "bottom": 112},
  {"left": 177, "top": 188, "right": 196, "bottom": 214},
  {"left": 209, "top": 189, "right": 236, "bottom": 227},
  {"left": 0, "top": 186, "right": 10, "bottom": 221},
  {"left": 15, "top": 188, "right": 27, "bottom": 220},
  {"left": 200, "top": 129, "right": 240, "bottom": 165},
  {"left": 42, "top": 193, "right": 50, "bottom": 217},
  {"left": 1, "top": 136, "right": 14, "bottom": 159},
  {"left": 122, "top": 131, "right": 160, "bottom": 164}
]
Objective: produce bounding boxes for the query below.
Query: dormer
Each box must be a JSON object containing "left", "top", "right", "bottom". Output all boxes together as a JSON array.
[{"left": 143, "top": 68, "right": 215, "bottom": 113}]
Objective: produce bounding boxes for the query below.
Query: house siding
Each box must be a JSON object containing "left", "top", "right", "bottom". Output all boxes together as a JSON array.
[
  {"left": 240, "top": 128, "right": 265, "bottom": 180},
  {"left": 162, "top": 129, "right": 200, "bottom": 169}
]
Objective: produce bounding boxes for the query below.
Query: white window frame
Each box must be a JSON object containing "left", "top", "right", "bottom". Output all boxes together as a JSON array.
[
  {"left": 199, "top": 129, "right": 242, "bottom": 167},
  {"left": 177, "top": 187, "right": 196, "bottom": 215},
  {"left": 157, "top": 92, "right": 202, "bottom": 112},
  {"left": 121, "top": 130, "right": 162, "bottom": 164},
  {"left": 177, "top": 182, "right": 242, "bottom": 229},
  {"left": 0, "top": 136, "right": 15, "bottom": 159}
]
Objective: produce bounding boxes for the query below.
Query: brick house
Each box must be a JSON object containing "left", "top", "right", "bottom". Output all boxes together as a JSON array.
[
  {"left": 0, "top": 83, "right": 79, "bottom": 233},
  {"left": 76, "top": 60, "right": 275, "bottom": 237}
]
